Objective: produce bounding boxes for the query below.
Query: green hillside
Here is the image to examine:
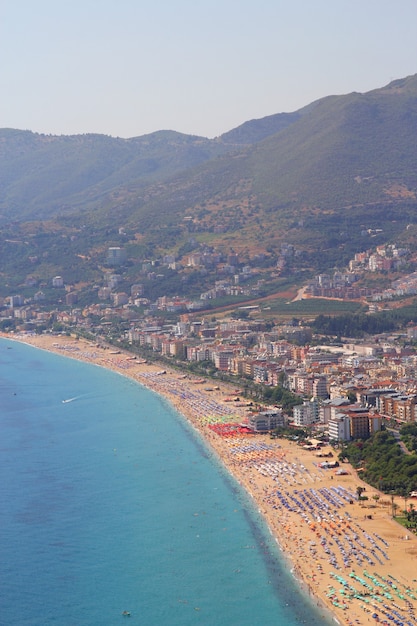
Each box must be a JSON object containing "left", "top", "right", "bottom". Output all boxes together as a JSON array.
[
  {"left": 1, "top": 74, "right": 417, "bottom": 295},
  {"left": 219, "top": 110, "right": 303, "bottom": 144},
  {"left": 251, "top": 75, "right": 417, "bottom": 211},
  {"left": 0, "top": 130, "right": 230, "bottom": 221},
  {"left": 0, "top": 112, "right": 302, "bottom": 223},
  {"left": 86, "top": 74, "right": 417, "bottom": 263}
]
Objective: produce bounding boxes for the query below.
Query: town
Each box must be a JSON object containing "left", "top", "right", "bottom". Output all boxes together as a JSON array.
[{"left": 3, "top": 236, "right": 417, "bottom": 450}]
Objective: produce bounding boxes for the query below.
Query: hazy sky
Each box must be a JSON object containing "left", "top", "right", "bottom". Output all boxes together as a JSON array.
[{"left": 1, "top": 0, "right": 416, "bottom": 138}]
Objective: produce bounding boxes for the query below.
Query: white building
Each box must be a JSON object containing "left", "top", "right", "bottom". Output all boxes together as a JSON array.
[
  {"left": 293, "top": 399, "right": 319, "bottom": 426},
  {"left": 107, "top": 247, "right": 127, "bottom": 266},
  {"left": 312, "top": 376, "right": 329, "bottom": 399},
  {"left": 52, "top": 276, "right": 64, "bottom": 288},
  {"left": 328, "top": 413, "right": 351, "bottom": 442}
]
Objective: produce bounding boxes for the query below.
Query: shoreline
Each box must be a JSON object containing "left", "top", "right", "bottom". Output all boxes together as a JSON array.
[{"left": 4, "top": 333, "right": 417, "bottom": 626}]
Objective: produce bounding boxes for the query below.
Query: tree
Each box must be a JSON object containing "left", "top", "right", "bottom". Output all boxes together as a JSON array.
[
  {"left": 278, "top": 371, "right": 287, "bottom": 387},
  {"left": 356, "top": 486, "right": 365, "bottom": 501},
  {"left": 402, "top": 491, "right": 409, "bottom": 517},
  {"left": 407, "top": 503, "right": 417, "bottom": 527},
  {"left": 390, "top": 494, "right": 396, "bottom": 518},
  {"left": 347, "top": 391, "right": 357, "bottom": 404}
]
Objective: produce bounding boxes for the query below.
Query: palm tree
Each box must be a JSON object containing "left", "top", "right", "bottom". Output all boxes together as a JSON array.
[
  {"left": 408, "top": 502, "right": 416, "bottom": 527},
  {"left": 390, "top": 494, "right": 395, "bottom": 517},
  {"left": 403, "top": 494, "right": 409, "bottom": 517},
  {"left": 399, "top": 488, "right": 409, "bottom": 517}
]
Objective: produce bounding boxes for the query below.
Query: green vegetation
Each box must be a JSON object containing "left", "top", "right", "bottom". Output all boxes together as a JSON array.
[
  {"left": 401, "top": 423, "right": 417, "bottom": 452},
  {"left": 251, "top": 76, "right": 417, "bottom": 214},
  {"left": 262, "top": 298, "right": 362, "bottom": 318},
  {"left": 341, "top": 430, "right": 417, "bottom": 495},
  {"left": 312, "top": 301, "right": 417, "bottom": 337},
  {"left": 240, "top": 382, "right": 303, "bottom": 414},
  {"left": 270, "top": 426, "right": 312, "bottom": 440},
  {"left": 0, "top": 129, "right": 242, "bottom": 223}
]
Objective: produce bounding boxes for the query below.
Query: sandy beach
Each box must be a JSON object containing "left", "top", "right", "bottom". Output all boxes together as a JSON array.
[{"left": 5, "top": 332, "right": 417, "bottom": 626}]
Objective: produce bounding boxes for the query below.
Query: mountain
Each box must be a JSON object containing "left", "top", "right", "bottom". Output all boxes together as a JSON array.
[
  {"left": 80, "top": 74, "right": 416, "bottom": 261},
  {"left": 0, "top": 112, "right": 303, "bottom": 223},
  {"left": 218, "top": 110, "right": 304, "bottom": 144},
  {"left": 134, "top": 75, "right": 417, "bottom": 242},
  {"left": 1, "top": 74, "right": 417, "bottom": 290},
  {"left": 2, "top": 75, "right": 417, "bottom": 227},
  {"left": 250, "top": 74, "right": 417, "bottom": 211},
  {"left": 0, "top": 129, "right": 232, "bottom": 221}
]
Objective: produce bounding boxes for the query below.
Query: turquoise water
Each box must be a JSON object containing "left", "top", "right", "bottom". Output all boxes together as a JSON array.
[{"left": 0, "top": 338, "right": 332, "bottom": 625}]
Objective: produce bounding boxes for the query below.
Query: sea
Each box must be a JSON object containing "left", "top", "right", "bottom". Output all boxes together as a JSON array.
[{"left": 0, "top": 337, "right": 333, "bottom": 626}]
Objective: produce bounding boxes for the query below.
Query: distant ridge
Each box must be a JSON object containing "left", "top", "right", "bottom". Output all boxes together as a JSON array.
[
  {"left": 0, "top": 129, "right": 239, "bottom": 221},
  {"left": 218, "top": 111, "right": 303, "bottom": 144}
]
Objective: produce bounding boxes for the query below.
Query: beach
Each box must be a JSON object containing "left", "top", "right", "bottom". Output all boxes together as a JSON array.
[{"left": 7, "top": 333, "right": 417, "bottom": 626}]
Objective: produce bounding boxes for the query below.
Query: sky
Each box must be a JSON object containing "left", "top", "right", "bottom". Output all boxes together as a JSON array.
[{"left": 1, "top": 0, "right": 417, "bottom": 139}]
